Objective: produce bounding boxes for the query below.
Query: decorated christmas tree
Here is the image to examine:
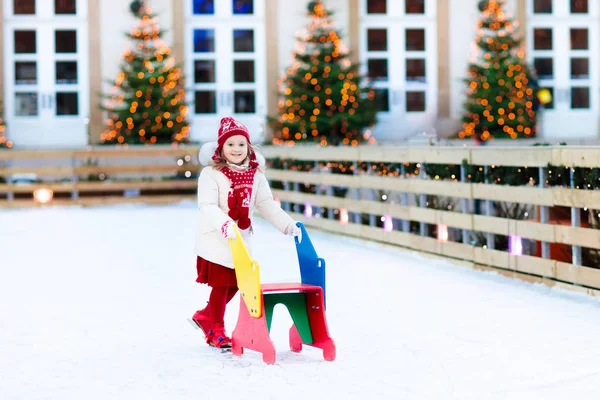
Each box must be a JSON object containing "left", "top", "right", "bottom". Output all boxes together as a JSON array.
[
  {"left": 459, "top": 0, "right": 537, "bottom": 141},
  {"left": 269, "top": 0, "right": 378, "bottom": 146},
  {"left": 101, "top": 0, "right": 189, "bottom": 145},
  {"left": 0, "top": 100, "right": 10, "bottom": 149}
]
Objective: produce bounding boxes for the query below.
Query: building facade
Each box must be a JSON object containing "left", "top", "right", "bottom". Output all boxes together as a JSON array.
[{"left": 0, "top": 0, "right": 598, "bottom": 148}]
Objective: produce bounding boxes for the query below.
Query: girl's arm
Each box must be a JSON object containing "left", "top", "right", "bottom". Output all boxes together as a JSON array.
[
  {"left": 197, "top": 168, "right": 233, "bottom": 231},
  {"left": 254, "top": 173, "right": 296, "bottom": 234}
]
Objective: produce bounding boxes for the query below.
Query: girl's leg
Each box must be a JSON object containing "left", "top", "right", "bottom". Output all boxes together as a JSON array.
[
  {"left": 192, "top": 286, "right": 235, "bottom": 344},
  {"left": 206, "top": 286, "right": 235, "bottom": 348},
  {"left": 208, "top": 286, "right": 229, "bottom": 327},
  {"left": 225, "top": 286, "right": 239, "bottom": 304}
]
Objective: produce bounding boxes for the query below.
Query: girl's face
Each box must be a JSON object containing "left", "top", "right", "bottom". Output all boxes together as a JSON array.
[{"left": 222, "top": 135, "right": 249, "bottom": 165}]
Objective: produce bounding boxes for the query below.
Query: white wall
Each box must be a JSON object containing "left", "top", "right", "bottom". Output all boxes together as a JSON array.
[
  {"left": 448, "top": 0, "right": 478, "bottom": 120},
  {"left": 100, "top": 0, "right": 174, "bottom": 95},
  {"left": 277, "top": 0, "right": 350, "bottom": 77}
]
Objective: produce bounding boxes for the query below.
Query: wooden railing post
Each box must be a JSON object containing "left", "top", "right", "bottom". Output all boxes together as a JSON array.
[
  {"left": 400, "top": 163, "right": 410, "bottom": 233},
  {"left": 460, "top": 163, "right": 470, "bottom": 244},
  {"left": 282, "top": 162, "right": 291, "bottom": 212},
  {"left": 71, "top": 153, "right": 79, "bottom": 200},
  {"left": 313, "top": 161, "right": 322, "bottom": 219},
  {"left": 352, "top": 161, "right": 361, "bottom": 224},
  {"left": 5, "top": 159, "right": 14, "bottom": 202},
  {"left": 325, "top": 162, "right": 334, "bottom": 220},
  {"left": 539, "top": 167, "right": 550, "bottom": 259},
  {"left": 368, "top": 187, "right": 376, "bottom": 227},
  {"left": 314, "top": 161, "right": 321, "bottom": 196},
  {"left": 570, "top": 167, "right": 582, "bottom": 265},
  {"left": 293, "top": 182, "right": 300, "bottom": 213},
  {"left": 484, "top": 165, "right": 495, "bottom": 249},
  {"left": 419, "top": 162, "right": 427, "bottom": 237}
]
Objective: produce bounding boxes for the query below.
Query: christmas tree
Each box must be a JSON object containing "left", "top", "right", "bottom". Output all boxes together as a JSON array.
[
  {"left": 0, "top": 100, "right": 10, "bottom": 149},
  {"left": 269, "top": 0, "right": 378, "bottom": 146},
  {"left": 101, "top": 0, "right": 189, "bottom": 145},
  {"left": 459, "top": 0, "right": 537, "bottom": 141}
]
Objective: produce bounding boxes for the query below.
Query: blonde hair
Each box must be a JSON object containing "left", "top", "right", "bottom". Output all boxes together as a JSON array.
[{"left": 212, "top": 142, "right": 263, "bottom": 172}]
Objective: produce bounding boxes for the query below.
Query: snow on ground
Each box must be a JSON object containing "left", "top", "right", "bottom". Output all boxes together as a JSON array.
[{"left": 1, "top": 203, "right": 600, "bottom": 400}]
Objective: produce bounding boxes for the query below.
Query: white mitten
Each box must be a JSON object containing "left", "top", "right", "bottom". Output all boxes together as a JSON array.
[
  {"left": 286, "top": 222, "right": 302, "bottom": 243},
  {"left": 221, "top": 220, "right": 237, "bottom": 239}
]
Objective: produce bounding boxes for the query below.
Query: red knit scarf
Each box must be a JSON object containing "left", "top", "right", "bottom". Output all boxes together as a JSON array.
[{"left": 220, "top": 166, "right": 257, "bottom": 230}]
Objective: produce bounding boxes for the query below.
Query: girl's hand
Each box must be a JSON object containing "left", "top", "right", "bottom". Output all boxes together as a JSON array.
[
  {"left": 221, "top": 220, "right": 237, "bottom": 239},
  {"left": 286, "top": 222, "right": 302, "bottom": 243}
]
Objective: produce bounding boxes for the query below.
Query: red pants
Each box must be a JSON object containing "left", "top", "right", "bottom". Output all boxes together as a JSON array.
[
  {"left": 196, "top": 257, "right": 238, "bottom": 326},
  {"left": 207, "top": 286, "right": 238, "bottom": 325}
]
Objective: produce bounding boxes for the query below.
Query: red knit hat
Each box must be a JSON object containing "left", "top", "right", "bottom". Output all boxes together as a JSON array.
[
  {"left": 212, "top": 117, "right": 258, "bottom": 167},
  {"left": 217, "top": 116, "right": 250, "bottom": 147}
]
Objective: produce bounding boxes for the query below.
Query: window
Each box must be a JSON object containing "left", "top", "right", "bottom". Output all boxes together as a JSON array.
[
  {"left": 14, "top": 0, "right": 35, "bottom": 14},
  {"left": 405, "top": 29, "right": 425, "bottom": 51},
  {"left": 533, "top": 28, "right": 553, "bottom": 50},
  {"left": 15, "top": 62, "right": 37, "bottom": 85},
  {"left": 406, "top": 91, "right": 426, "bottom": 112},
  {"left": 367, "top": 59, "right": 388, "bottom": 81},
  {"left": 367, "top": 29, "right": 387, "bottom": 51},
  {"left": 233, "top": 0, "right": 253, "bottom": 14},
  {"left": 233, "top": 30, "right": 254, "bottom": 52},
  {"left": 55, "top": 0, "right": 76, "bottom": 14},
  {"left": 55, "top": 30, "right": 77, "bottom": 53},
  {"left": 570, "top": 0, "right": 588, "bottom": 14},
  {"left": 533, "top": 58, "right": 553, "bottom": 79},
  {"left": 570, "top": 28, "right": 588, "bottom": 50},
  {"left": 571, "top": 87, "right": 590, "bottom": 109},
  {"left": 193, "top": 29, "right": 215, "bottom": 53},
  {"left": 405, "top": 0, "right": 425, "bottom": 14},
  {"left": 14, "top": 31, "right": 37, "bottom": 54},
  {"left": 194, "top": 60, "right": 216, "bottom": 83},
  {"left": 533, "top": 0, "right": 552, "bottom": 13},
  {"left": 193, "top": 0, "right": 214, "bottom": 14},
  {"left": 406, "top": 59, "right": 426, "bottom": 82},
  {"left": 367, "top": 0, "right": 386, "bottom": 14}
]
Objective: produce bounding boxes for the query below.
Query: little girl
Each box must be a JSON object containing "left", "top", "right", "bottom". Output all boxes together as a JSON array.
[{"left": 191, "top": 116, "right": 301, "bottom": 349}]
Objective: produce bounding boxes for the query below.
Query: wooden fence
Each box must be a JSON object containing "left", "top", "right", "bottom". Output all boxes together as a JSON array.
[
  {"left": 1, "top": 145, "right": 599, "bottom": 296},
  {"left": 0, "top": 147, "right": 201, "bottom": 207},
  {"left": 260, "top": 145, "right": 600, "bottom": 296}
]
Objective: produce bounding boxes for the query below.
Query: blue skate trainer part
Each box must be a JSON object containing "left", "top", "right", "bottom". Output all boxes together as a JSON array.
[{"left": 294, "top": 222, "right": 327, "bottom": 308}]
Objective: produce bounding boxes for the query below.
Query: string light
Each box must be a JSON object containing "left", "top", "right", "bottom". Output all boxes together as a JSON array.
[
  {"left": 270, "top": 0, "right": 377, "bottom": 146},
  {"left": 101, "top": 2, "right": 189, "bottom": 145},
  {"left": 437, "top": 224, "right": 449, "bottom": 242},
  {"left": 459, "top": 0, "right": 537, "bottom": 141},
  {"left": 0, "top": 101, "right": 11, "bottom": 149},
  {"left": 269, "top": 155, "right": 599, "bottom": 261},
  {"left": 33, "top": 188, "right": 54, "bottom": 204}
]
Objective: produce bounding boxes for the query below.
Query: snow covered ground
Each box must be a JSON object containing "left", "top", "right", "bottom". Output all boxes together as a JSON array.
[{"left": 1, "top": 203, "right": 600, "bottom": 400}]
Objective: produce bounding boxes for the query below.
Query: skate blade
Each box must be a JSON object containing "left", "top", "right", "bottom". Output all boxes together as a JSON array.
[
  {"left": 209, "top": 345, "right": 232, "bottom": 353},
  {"left": 187, "top": 318, "right": 209, "bottom": 337},
  {"left": 208, "top": 341, "right": 232, "bottom": 351},
  {"left": 187, "top": 318, "right": 200, "bottom": 330}
]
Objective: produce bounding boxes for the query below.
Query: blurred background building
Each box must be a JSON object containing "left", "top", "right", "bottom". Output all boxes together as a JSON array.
[{"left": 0, "top": 0, "right": 597, "bottom": 148}]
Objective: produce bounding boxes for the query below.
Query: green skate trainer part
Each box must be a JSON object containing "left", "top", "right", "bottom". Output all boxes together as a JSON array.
[{"left": 263, "top": 292, "right": 314, "bottom": 345}]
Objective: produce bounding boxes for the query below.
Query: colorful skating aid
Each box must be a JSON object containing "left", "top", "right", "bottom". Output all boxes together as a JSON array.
[{"left": 228, "top": 222, "right": 336, "bottom": 365}]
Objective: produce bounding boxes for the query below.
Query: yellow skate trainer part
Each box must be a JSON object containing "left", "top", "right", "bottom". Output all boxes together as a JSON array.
[{"left": 229, "top": 225, "right": 262, "bottom": 318}]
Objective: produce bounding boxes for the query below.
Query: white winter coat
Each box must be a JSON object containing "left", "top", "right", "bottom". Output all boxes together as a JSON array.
[{"left": 194, "top": 142, "right": 295, "bottom": 269}]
